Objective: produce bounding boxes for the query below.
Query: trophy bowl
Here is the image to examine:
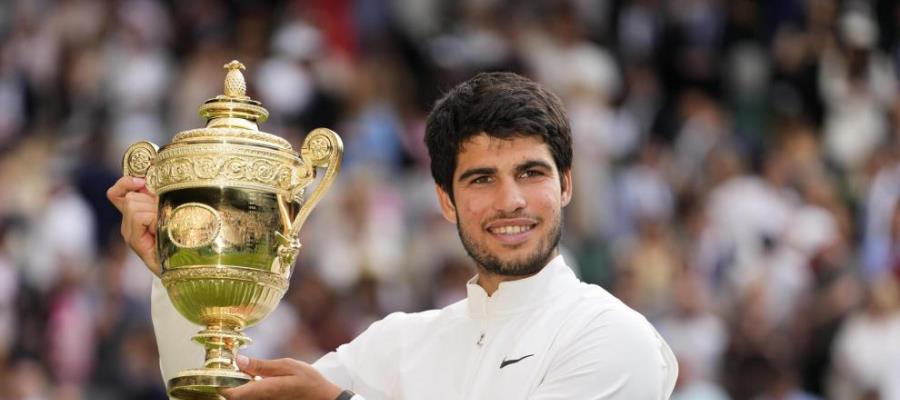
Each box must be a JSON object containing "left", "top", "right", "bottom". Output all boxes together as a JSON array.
[{"left": 122, "top": 61, "right": 342, "bottom": 400}]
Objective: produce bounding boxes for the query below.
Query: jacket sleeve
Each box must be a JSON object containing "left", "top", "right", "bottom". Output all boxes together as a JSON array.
[
  {"left": 312, "top": 312, "right": 408, "bottom": 400},
  {"left": 528, "top": 308, "right": 678, "bottom": 400},
  {"left": 150, "top": 277, "right": 204, "bottom": 386}
]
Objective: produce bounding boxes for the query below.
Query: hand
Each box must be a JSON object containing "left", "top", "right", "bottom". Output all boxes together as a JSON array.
[
  {"left": 107, "top": 176, "right": 160, "bottom": 276},
  {"left": 220, "top": 355, "right": 344, "bottom": 400}
]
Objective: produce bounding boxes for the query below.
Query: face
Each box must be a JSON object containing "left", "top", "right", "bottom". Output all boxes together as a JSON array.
[{"left": 436, "top": 134, "right": 573, "bottom": 276}]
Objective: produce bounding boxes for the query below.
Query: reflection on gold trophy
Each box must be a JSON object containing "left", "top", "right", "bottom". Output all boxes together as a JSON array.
[{"left": 122, "top": 61, "right": 342, "bottom": 400}]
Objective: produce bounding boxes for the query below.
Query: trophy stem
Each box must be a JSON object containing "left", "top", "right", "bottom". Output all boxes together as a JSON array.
[
  {"left": 193, "top": 325, "right": 252, "bottom": 370},
  {"left": 167, "top": 325, "right": 253, "bottom": 400}
]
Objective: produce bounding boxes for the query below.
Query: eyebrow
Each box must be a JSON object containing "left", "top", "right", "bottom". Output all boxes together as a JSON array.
[
  {"left": 456, "top": 159, "right": 554, "bottom": 183},
  {"left": 515, "top": 160, "right": 553, "bottom": 174},
  {"left": 458, "top": 167, "right": 497, "bottom": 183}
]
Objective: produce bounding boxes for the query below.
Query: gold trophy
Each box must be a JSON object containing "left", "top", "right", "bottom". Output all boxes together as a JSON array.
[{"left": 122, "top": 61, "right": 342, "bottom": 399}]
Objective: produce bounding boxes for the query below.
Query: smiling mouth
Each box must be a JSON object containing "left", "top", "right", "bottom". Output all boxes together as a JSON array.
[{"left": 488, "top": 225, "right": 536, "bottom": 235}]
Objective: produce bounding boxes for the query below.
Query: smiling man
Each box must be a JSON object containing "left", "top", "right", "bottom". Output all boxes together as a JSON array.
[{"left": 109, "top": 72, "right": 678, "bottom": 400}]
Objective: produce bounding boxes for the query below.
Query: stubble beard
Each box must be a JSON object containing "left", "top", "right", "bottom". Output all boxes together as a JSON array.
[{"left": 457, "top": 212, "right": 562, "bottom": 277}]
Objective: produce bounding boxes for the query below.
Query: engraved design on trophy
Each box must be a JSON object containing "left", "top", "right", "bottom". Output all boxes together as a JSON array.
[
  {"left": 168, "top": 203, "right": 222, "bottom": 249},
  {"left": 123, "top": 141, "right": 159, "bottom": 178},
  {"left": 122, "top": 61, "right": 342, "bottom": 400}
]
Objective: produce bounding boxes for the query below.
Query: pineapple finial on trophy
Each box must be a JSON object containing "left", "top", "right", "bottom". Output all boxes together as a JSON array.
[
  {"left": 223, "top": 60, "right": 249, "bottom": 99},
  {"left": 197, "top": 60, "right": 269, "bottom": 129}
]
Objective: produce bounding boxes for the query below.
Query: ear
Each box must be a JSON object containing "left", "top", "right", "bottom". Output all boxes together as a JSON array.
[
  {"left": 435, "top": 184, "right": 457, "bottom": 223},
  {"left": 560, "top": 169, "right": 573, "bottom": 207}
]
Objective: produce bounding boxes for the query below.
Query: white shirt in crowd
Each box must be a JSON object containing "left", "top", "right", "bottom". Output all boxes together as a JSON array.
[{"left": 152, "top": 255, "right": 678, "bottom": 399}]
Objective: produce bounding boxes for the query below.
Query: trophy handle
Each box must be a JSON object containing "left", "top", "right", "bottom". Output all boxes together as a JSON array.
[
  {"left": 288, "top": 128, "right": 343, "bottom": 239},
  {"left": 122, "top": 141, "right": 159, "bottom": 193}
]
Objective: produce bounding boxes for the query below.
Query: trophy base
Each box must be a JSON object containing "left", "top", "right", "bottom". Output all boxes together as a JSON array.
[{"left": 168, "top": 369, "right": 252, "bottom": 400}]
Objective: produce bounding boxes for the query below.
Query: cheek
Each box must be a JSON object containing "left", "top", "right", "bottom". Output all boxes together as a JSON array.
[
  {"left": 459, "top": 202, "right": 487, "bottom": 226},
  {"left": 530, "top": 187, "right": 561, "bottom": 213},
  {"left": 453, "top": 194, "right": 491, "bottom": 230}
]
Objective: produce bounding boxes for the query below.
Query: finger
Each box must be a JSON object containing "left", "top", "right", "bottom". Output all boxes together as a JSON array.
[
  {"left": 128, "top": 211, "right": 156, "bottom": 256},
  {"left": 107, "top": 177, "right": 148, "bottom": 211},
  {"left": 237, "top": 356, "right": 302, "bottom": 378},
  {"left": 124, "top": 191, "right": 157, "bottom": 207},
  {"left": 220, "top": 380, "right": 262, "bottom": 400},
  {"left": 131, "top": 210, "right": 158, "bottom": 237},
  {"left": 107, "top": 177, "right": 143, "bottom": 207},
  {"left": 220, "top": 382, "right": 259, "bottom": 400},
  {"left": 220, "top": 376, "right": 297, "bottom": 400},
  {"left": 121, "top": 202, "right": 133, "bottom": 241},
  {"left": 129, "top": 210, "right": 161, "bottom": 275},
  {"left": 123, "top": 200, "right": 157, "bottom": 218},
  {"left": 219, "top": 386, "right": 240, "bottom": 400},
  {"left": 128, "top": 211, "right": 157, "bottom": 249},
  {"left": 123, "top": 195, "right": 157, "bottom": 217},
  {"left": 122, "top": 193, "right": 157, "bottom": 237},
  {"left": 127, "top": 189, "right": 157, "bottom": 201}
]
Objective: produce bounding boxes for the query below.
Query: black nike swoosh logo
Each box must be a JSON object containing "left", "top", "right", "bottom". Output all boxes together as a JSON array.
[{"left": 500, "top": 354, "right": 535, "bottom": 369}]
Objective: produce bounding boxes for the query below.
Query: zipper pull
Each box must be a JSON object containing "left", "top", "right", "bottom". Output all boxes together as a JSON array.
[{"left": 477, "top": 333, "right": 485, "bottom": 346}]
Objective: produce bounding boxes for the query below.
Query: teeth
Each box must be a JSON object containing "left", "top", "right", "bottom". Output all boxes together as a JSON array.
[{"left": 493, "top": 225, "right": 531, "bottom": 235}]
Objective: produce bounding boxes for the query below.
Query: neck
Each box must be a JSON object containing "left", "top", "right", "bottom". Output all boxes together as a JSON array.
[{"left": 475, "top": 251, "right": 558, "bottom": 296}]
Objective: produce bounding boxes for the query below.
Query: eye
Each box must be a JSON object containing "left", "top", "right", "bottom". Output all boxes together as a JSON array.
[
  {"left": 519, "top": 169, "right": 544, "bottom": 179},
  {"left": 471, "top": 176, "right": 493, "bottom": 184}
]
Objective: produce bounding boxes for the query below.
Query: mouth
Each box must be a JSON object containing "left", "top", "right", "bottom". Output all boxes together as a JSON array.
[{"left": 485, "top": 219, "right": 538, "bottom": 245}]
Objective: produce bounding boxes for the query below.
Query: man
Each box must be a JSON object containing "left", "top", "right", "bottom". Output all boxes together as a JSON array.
[{"left": 109, "top": 72, "right": 678, "bottom": 399}]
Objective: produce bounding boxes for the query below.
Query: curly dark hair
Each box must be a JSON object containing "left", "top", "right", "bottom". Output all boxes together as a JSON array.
[{"left": 424, "top": 72, "right": 572, "bottom": 199}]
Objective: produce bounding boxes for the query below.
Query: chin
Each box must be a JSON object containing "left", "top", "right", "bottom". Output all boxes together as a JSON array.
[{"left": 495, "top": 253, "right": 550, "bottom": 276}]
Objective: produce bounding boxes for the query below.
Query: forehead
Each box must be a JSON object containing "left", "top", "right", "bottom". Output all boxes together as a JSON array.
[{"left": 455, "top": 134, "right": 554, "bottom": 172}]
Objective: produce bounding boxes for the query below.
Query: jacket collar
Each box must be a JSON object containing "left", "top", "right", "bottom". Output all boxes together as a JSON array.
[{"left": 465, "top": 255, "right": 575, "bottom": 317}]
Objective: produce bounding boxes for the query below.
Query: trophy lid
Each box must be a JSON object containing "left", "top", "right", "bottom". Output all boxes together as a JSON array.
[
  {"left": 172, "top": 61, "right": 292, "bottom": 151},
  {"left": 124, "top": 60, "right": 342, "bottom": 200}
]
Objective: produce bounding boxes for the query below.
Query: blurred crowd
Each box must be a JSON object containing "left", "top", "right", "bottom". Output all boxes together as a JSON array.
[{"left": 0, "top": 0, "right": 899, "bottom": 399}]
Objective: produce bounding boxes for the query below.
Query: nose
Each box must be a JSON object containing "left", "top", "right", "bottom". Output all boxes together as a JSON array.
[{"left": 494, "top": 179, "right": 526, "bottom": 213}]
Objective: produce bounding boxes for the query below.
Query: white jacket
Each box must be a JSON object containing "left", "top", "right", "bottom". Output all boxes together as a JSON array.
[{"left": 152, "top": 255, "right": 678, "bottom": 399}]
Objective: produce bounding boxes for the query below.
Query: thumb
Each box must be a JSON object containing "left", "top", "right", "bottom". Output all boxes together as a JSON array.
[{"left": 236, "top": 355, "right": 300, "bottom": 377}]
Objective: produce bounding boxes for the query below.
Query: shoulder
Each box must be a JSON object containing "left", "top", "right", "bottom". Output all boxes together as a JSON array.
[
  {"left": 558, "top": 281, "right": 651, "bottom": 330},
  {"left": 553, "top": 281, "right": 676, "bottom": 372},
  {"left": 544, "top": 282, "right": 679, "bottom": 397}
]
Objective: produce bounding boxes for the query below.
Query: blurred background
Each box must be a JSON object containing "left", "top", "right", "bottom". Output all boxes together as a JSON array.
[{"left": 0, "top": 0, "right": 898, "bottom": 399}]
